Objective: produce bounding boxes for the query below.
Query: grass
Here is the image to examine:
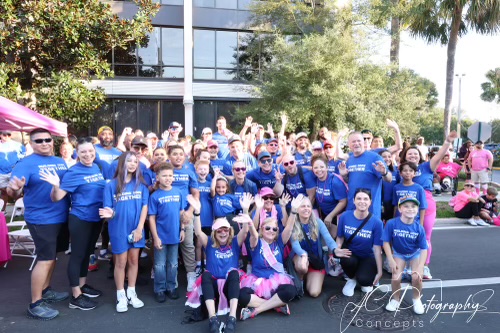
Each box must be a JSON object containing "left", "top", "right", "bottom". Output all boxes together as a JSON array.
[{"left": 436, "top": 201, "right": 456, "bottom": 218}]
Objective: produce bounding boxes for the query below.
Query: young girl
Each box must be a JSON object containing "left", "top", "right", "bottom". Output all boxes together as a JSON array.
[
  {"left": 379, "top": 149, "right": 400, "bottom": 223},
  {"left": 211, "top": 169, "right": 242, "bottom": 221},
  {"left": 452, "top": 179, "right": 489, "bottom": 226},
  {"left": 383, "top": 197, "right": 428, "bottom": 315},
  {"left": 391, "top": 162, "right": 427, "bottom": 223},
  {"left": 99, "top": 152, "right": 149, "bottom": 313}
]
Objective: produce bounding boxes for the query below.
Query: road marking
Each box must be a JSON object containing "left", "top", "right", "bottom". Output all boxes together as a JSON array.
[
  {"left": 434, "top": 225, "right": 497, "bottom": 230},
  {"left": 379, "top": 277, "right": 500, "bottom": 291}
]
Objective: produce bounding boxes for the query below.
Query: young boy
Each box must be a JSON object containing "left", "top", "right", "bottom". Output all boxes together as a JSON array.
[
  {"left": 479, "top": 187, "right": 498, "bottom": 224},
  {"left": 392, "top": 162, "right": 428, "bottom": 223},
  {"left": 148, "top": 162, "right": 186, "bottom": 303},
  {"left": 194, "top": 160, "right": 213, "bottom": 277},
  {"left": 382, "top": 196, "right": 428, "bottom": 315}
]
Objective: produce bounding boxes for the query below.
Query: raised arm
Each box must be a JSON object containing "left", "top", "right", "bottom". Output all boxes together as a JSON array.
[
  {"left": 386, "top": 119, "right": 402, "bottom": 154},
  {"left": 187, "top": 195, "right": 208, "bottom": 248},
  {"left": 278, "top": 193, "right": 291, "bottom": 226},
  {"left": 429, "top": 131, "right": 458, "bottom": 171},
  {"left": 39, "top": 168, "right": 68, "bottom": 202},
  {"left": 233, "top": 214, "right": 252, "bottom": 247},
  {"left": 252, "top": 194, "right": 264, "bottom": 229}
]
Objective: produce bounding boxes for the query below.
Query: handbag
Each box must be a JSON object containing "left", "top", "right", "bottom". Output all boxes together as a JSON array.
[
  {"left": 301, "top": 225, "right": 325, "bottom": 270},
  {"left": 341, "top": 213, "right": 372, "bottom": 250}
]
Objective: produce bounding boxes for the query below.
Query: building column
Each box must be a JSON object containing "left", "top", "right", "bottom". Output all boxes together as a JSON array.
[{"left": 183, "top": 0, "right": 194, "bottom": 136}]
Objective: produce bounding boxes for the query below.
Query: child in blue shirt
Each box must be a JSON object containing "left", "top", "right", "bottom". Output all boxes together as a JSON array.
[
  {"left": 392, "top": 162, "right": 428, "bottom": 223},
  {"left": 149, "top": 162, "right": 186, "bottom": 302},
  {"left": 382, "top": 196, "right": 428, "bottom": 315},
  {"left": 211, "top": 170, "right": 241, "bottom": 219}
]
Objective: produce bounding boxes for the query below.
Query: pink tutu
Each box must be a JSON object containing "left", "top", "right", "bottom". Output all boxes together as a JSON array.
[
  {"left": 0, "top": 214, "right": 11, "bottom": 266},
  {"left": 239, "top": 273, "right": 293, "bottom": 300}
]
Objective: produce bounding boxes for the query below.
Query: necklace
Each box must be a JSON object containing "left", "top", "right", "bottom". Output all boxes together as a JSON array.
[{"left": 316, "top": 174, "right": 329, "bottom": 204}]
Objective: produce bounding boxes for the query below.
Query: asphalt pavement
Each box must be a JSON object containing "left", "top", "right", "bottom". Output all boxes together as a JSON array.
[{"left": 2, "top": 222, "right": 500, "bottom": 333}]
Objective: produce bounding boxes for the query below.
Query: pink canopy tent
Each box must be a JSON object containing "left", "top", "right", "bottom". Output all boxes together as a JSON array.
[{"left": 0, "top": 96, "right": 67, "bottom": 137}]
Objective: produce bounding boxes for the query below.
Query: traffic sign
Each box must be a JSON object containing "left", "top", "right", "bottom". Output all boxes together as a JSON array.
[{"left": 467, "top": 122, "right": 492, "bottom": 142}]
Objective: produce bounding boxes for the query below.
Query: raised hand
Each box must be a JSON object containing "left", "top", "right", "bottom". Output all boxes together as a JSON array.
[
  {"left": 279, "top": 193, "right": 292, "bottom": 207},
  {"left": 372, "top": 160, "right": 387, "bottom": 175},
  {"left": 9, "top": 176, "right": 26, "bottom": 191},
  {"left": 240, "top": 192, "right": 254, "bottom": 212},
  {"left": 122, "top": 127, "right": 133, "bottom": 136},
  {"left": 275, "top": 167, "right": 284, "bottom": 182},
  {"left": 244, "top": 116, "right": 253, "bottom": 128},
  {"left": 386, "top": 119, "right": 399, "bottom": 130},
  {"left": 333, "top": 247, "right": 351, "bottom": 258},
  {"left": 290, "top": 193, "right": 305, "bottom": 212},
  {"left": 254, "top": 194, "right": 264, "bottom": 210},
  {"left": 39, "top": 168, "right": 61, "bottom": 187},
  {"left": 233, "top": 214, "right": 253, "bottom": 224},
  {"left": 267, "top": 123, "right": 273, "bottom": 133},
  {"left": 250, "top": 123, "right": 258, "bottom": 134},
  {"left": 447, "top": 130, "right": 458, "bottom": 142},
  {"left": 280, "top": 113, "right": 288, "bottom": 125},
  {"left": 338, "top": 161, "right": 348, "bottom": 176},
  {"left": 187, "top": 195, "right": 201, "bottom": 213},
  {"left": 161, "top": 130, "right": 170, "bottom": 141}
]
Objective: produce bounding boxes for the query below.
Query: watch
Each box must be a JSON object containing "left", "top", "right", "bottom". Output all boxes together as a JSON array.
[{"left": 181, "top": 228, "right": 186, "bottom": 232}]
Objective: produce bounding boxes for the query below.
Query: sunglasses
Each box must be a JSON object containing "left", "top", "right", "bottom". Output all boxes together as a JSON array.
[
  {"left": 233, "top": 167, "right": 246, "bottom": 172},
  {"left": 262, "top": 196, "right": 274, "bottom": 201},
  {"left": 132, "top": 146, "right": 147, "bottom": 152},
  {"left": 203, "top": 132, "right": 212, "bottom": 135},
  {"left": 33, "top": 138, "right": 53, "bottom": 144},
  {"left": 464, "top": 184, "right": 474, "bottom": 187},
  {"left": 260, "top": 158, "right": 273, "bottom": 164},
  {"left": 283, "top": 160, "right": 295, "bottom": 167},
  {"left": 264, "top": 226, "right": 278, "bottom": 232},
  {"left": 363, "top": 137, "right": 372, "bottom": 141},
  {"left": 216, "top": 227, "right": 229, "bottom": 234},
  {"left": 170, "top": 127, "right": 179, "bottom": 130},
  {"left": 0, "top": 132, "right": 11, "bottom": 136},
  {"left": 208, "top": 146, "right": 218, "bottom": 149},
  {"left": 268, "top": 143, "right": 278, "bottom": 147}
]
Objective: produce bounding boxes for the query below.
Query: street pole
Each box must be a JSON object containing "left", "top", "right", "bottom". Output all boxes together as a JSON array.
[{"left": 455, "top": 73, "right": 465, "bottom": 151}]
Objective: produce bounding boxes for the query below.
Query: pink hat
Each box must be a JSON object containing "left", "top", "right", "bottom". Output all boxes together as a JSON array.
[
  {"left": 259, "top": 187, "right": 275, "bottom": 197},
  {"left": 212, "top": 218, "right": 231, "bottom": 231}
]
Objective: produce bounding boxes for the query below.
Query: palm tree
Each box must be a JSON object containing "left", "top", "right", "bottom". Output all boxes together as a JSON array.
[
  {"left": 406, "top": 0, "right": 500, "bottom": 139},
  {"left": 480, "top": 68, "right": 500, "bottom": 103}
]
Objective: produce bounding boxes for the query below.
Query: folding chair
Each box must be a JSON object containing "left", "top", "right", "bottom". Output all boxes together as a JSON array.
[
  {"left": 5, "top": 198, "right": 36, "bottom": 270},
  {"left": 6, "top": 198, "right": 26, "bottom": 229}
]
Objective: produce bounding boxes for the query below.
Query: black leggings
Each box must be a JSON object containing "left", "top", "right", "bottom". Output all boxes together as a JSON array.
[
  {"left": 239, "top": 284, "right": 296, "bottom": 307},
  {"left": 100, "top": 221, "right": 109, "bottom": 250},
  {"left": 455, "top": 202, "right": 480, "bottom": 218},
  {"left": 340, "top": 254, "right": 377, "bottom": 287},
  {"left": 67, "top": 215, "right": 103, "bottom": 287},
  {"left": 201, "top": 270, "right": 240, "bottom": 301}
]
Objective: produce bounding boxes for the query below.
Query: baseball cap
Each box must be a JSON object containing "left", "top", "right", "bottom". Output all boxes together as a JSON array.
[
  {"left": 267, "top": 138, "right": 278, "bottom": 144},
  {"left": 131, "top": 136, "right": 148, "bottom": 147},
  {"left": 257, "top": 124, "right": 264, "bottom": 129},
  {"left": 258, "top": 151, "right": 272, "bottom": 161},
  {"left": 202, "top": 127, "right": 212, "bottom": 135},
  {"left": 475, "top": 140, "right": 483, "bottom": 145},
  {"left": 295, "top": 132, "right": 308, "bottom": 141},
  {"left": 98, "top": 126, "right": 113, "bottom": 136},
  {"left": 228, "top": 135, "right": 242, "bottom": 145},
  {"left": 212, "top": 218, "right": 231, "bottom": 231},
  {"left": 169, "top": 121, "right": 181, "bottom": 129},
  {"left": 323, "top": 139, "right": 334, "bottom": 148},
  {"left": 398, "top": 196, "right": 420, "bottom": 207},
  {"left": 311, "top": 141, "right": 323, "bottom": 150},
  {"left": 207, "top": 139, "right": 218, "bottom": 148},
  {"left": 259, "top": 187, "right": 275, "bottom": 198},
  {"left": 147, "top": 132, "right": 157, "bottom": 139}
]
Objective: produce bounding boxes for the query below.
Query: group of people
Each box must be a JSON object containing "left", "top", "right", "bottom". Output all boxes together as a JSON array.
[{"left": 2, "top": 116, "right": 495, "bottom": 332}]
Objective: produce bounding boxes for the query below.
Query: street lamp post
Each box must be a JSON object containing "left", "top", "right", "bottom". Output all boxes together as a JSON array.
[{"left": 455, "top": 73, "right": 465, "bottom": 138}]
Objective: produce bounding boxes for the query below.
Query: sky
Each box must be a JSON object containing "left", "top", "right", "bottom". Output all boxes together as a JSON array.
[{"left": 375, "top": 30, "right": 500, "bottom": 123}]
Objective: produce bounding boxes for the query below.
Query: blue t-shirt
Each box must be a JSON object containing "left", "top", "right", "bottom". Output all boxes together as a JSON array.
[
  {"left": 294, "top": 151, "right": 312, "bottom": 167},
  {"left": 210, "top": 158, "right": 226, "bottom": 173},
  {"left": 382, "top": 217, "right": 428, "bottom": 255},
  {"left": 382, "top": 168, "right": 400, "bottom": 204},
  {"left": 230, "top": 179, "right": 258, "bottom": 202},
  {"left": 94, "top": 144, "right": 122, "bottom": 165},
  {"left": 392, "top": 183, "right": 428, "bottom": 218},
  {"left": 148, "top": 187, "right": 185, "bottom": 244},
  {"left": 282, "top": 167, "right": 316, "bottom": 198},
  {"left": 60, "top": 162, "right": 105, "bottom": 222},
  {"left": 172, "top": 167, "right": 199, "bottom": 210},
  {"left": 315, "top": 174, "right": 348, "bottom": 216},
  {"left": 222, "top": 154, "right": 258, "bottom": 177},
  {"left": 328, "top": 159, "right": 341, "bottom": 175},
  {"left": 198, "top": 180, "right": 214, "bottom": 228},
  {"left": 106, "top": 159, "right": 153, "bottom": 186},
  {"left": 346, "top": 151, "right": 386, "bottom": 218},
  {"left": 11, "top": 154, "right": 69, "bottom": 224},
  {"left": 413, "top": 162, "right": 434, "bottom": 191},
  {"left": 337, "top": 210, "right": 383, "bottom": 258},
  {"left": 246, "top": 168, "right": 278, "bottom": 190},
  {"left": 291, "top": 219, "right": 337, "bottom": 257},
  {"left": 213, "top": 194, "right": 241, "bottom": 218},
  {"left": 103, "top": 179, "right": 149, "bottom": 254},
  {"left": 212, "top": 132, "right": 229, "bottom": 159},
  {"left": 251, "top": 206, "right": 284, "bottom": 232},
  {"left": 205, "top": 237, "right": 240, "bottom": 279},
  {"left": 250, "top": 237, "right": 285, "bottom": 279},
  {"left": 0, "top": 140, "right": 25, "bottom": 174}
]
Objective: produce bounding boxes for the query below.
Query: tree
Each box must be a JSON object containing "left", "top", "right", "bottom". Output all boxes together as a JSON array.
[
  {"left": 0, "top": 0, "right": 159, "bottom": 131},
  {"left": 480, "top": 68, "right": 500, "bottom": 104},
  {"left": 405, "top": 0, "right": 500, "bottom": 139}
]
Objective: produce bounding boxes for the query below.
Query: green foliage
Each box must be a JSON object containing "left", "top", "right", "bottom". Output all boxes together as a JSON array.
[
  {"left": 480, "top": 68, "right": 500, "bottom": 104},
  {"left": 490, "top": 119, "right": 500, "bottom": 143},
  {"left": 0, "top": 0, "right": 159, "bottom": 131},
  {"left": 418, "top": 108, "right": 474, "bottom": 144}
]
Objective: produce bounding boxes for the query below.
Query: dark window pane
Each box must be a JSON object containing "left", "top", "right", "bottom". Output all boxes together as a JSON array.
[
  {"left": 216, "top": 31, "right": 237, "bottom": 69},
  {"left": 138, "top": 101, "right": 160, "bottom": 134},
  {"left": 216, "top": 102, "right": 239, "bottom": 130},
  {"left": 162, "top": 67, "right": 184, "bottom": 78},
  {"left": 139, "top": 66, "right": 161, "bottom": 77},
  {"left": 194, "top": 30, "right": 215, "bottom": 67},
  {"left": 216, "top": 69, "right": 237, "bottom": 81},
  {"left": 162, "top": 28, "right": 184, "bottom": 66},
  {"left": 194, "top": 101, "right": 217, "bottom": 138},
  {"left": 114, "top": 65, "right": 137, "bottom": 77},
  {"left": 194, "top": 0, "right": 214, "bottom": 7},
  {"left": 114, "top": 100, "right": 138, "bottom": 133},
  {"left": 161, "top": 101, "right": 185, "bottom": 133},
  {"left": 194, "top": 68, "right": 215, "bottom": 80},
  {"left": 138, "top": 28, "right": 160, "bottom": 65},
  {"left": 216, "top": 0, "right": 236, "bottom": 9},
  {"left": 92, "top": 100, "right": 114, "bottom": 135}
]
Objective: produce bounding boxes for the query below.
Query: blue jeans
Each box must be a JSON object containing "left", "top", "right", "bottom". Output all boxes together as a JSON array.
[{"left": 154, "top": 244, "right": 179, "bottom": 293}]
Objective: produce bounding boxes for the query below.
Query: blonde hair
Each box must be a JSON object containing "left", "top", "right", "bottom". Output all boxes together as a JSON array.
[
  {"left": 211, "top": 225, "right": 235, "bottom": 248},
  {"left": 292, "top": 197, "right": 319, "bottom": 242},
  {"left": 258, "top": 217, "right": 279, "bottom": 241}
]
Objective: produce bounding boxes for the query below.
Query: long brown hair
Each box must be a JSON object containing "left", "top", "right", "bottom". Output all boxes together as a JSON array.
[{"left": 114, "top": 152, "right": 145, "bottom": 196}]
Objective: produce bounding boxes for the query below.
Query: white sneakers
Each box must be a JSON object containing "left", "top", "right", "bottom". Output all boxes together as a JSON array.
[
  {"left": 386, "top": 298, "right": 425, "bottom": 314},
  {"left": 187, "top": 272, "right": 197, "bottom": 292},
  {"left": 342, "top": 278, "right": 357, "bottom": 297},
  {"left": 423, "top": 266, "right": 432, "bottom": 280},
  {"left": 467, "top": 218, "right": 478, "bottom": 226},
  {"left": 386, "top": 299, "right": 401, "bottom": 312},
  {"left": 475, "top": 219, "right": 489, "bottom": 226},
  {"left": 468, "top": 218, "right": 489, "bottom": 226},
  {"left": 116, "top": 289, "right": 144, "bottom": 313},
  {"left": 361, "top": 286, "right": 373, "bottom": 293}
]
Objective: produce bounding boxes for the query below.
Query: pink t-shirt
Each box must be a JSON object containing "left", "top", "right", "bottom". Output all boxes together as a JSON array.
[
  {"left": 436, "top": 162, "right": 462, "bottom": 179},
  {"left": 468, "top": 149, "right": 493, "bottom": 171},
  {"left": 453, "top": 190, "right": 480, "bottom": 212}
]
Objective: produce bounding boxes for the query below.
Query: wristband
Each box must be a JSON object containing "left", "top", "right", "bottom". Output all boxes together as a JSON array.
[
  {"left": 382, "top": 170, "right": 388, "bottom": 177},
  {"left": 193, "top": 212, "right": 200, "bottom": 216},
  {"left": 181, "top": 228, "right": 186, "bottom": 232},
  {"left": 291, "top": 211, "right": 297, "bottom": 215}
]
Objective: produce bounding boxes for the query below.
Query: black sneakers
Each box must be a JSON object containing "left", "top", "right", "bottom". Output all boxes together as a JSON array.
[
  {"left": 166, "top": 289, "right": 179, "bottom": 300},
  {"left": 225, "top": 316, "right": 236, "bottom": 333},
  {"left": 209, "top": 316, "right": 223, "bottom": 333},
  {"left": 42, "top": 287, "right": 69, "bottom": 303},
  {"left": 81, "top": 284, "right": 102, "bottom": 298},
  {"left": 155, "top": 291, "right": 166, "bottom": 303},
  {"left": 69, "top": 294, "right": 97, "bottom": 310},
  {"left": 27, "top": 301, "right": 59, "bottom": 320}
]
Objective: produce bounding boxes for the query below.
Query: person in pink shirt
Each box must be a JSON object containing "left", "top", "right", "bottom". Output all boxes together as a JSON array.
[
  {"left": 467, "top": 141, "right": 494, "bottom": 195},
  {"left": 433, "top": 154, "right": 462, "bottom": 193},
  {"left": 452, "top": 179, "right": 488, "bottom": 226}
]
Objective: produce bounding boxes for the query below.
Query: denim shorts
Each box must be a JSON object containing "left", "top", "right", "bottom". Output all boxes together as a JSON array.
[{"left": 392, "top": 249, "right": 421, "bottom": 262}]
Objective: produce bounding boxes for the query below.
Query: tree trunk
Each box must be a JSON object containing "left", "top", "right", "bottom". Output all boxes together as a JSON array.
[
  {"left": 443, "top": 3, "right": 463, "bottom": 140},
  {"left": 389, "top": 0, "right": 400, "bottom": 69}
]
